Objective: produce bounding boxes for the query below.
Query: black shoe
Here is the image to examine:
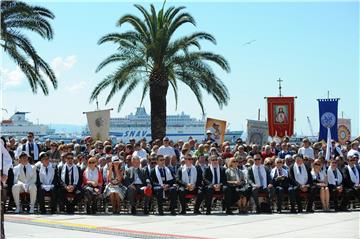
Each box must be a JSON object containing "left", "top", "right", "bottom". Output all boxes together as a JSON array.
[
  {"left": 226, "top": 210, "right": 233, "bottom": 215},
  {"left": 306, "top": 209, "right": 314, "bottom": 213},
  {"left": 180, "top": 210, "right": 186, "bottom": 215},
  {"left": 158, "top": 210, "right": 164, "bottom": 215},
  {"left": 144, "top": 209, "right": 149, "bottom": 215},
  {"left": 290, "top": 209, "right": 297, "bottom": 214},
  {"left": 171, "top": 210, "right": 177, "bottom": 215},
  {"left": 277, "top": 209, "right": 282, "bottom": 214},
  {"left": 206, "top": 210, "right": 211, "bottom": 215},
  {"left": 194, "top": 210, "right": 202, "bottom": 215},
  {"left": 131, "top": 207, "right": 137, "bottom": 215}
]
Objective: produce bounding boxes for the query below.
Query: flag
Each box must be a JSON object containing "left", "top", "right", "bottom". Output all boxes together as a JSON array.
[
  {"left": 205, "top": 118, "right": 226, "bottom": 144},
  {"left": 246, "top": 120, "right": 269, "bottom": 145},
  {"left": 267, "top": 97, "right": 295, "bottom": 138},
  {"left": 338, "top": 118, "right": 351, "bottom": 145},
  {"left": 318, "top": 99, "right": 339, "bottom": 161},
  {"left": 318, "top": 99, "right": 339, "bottom": 142},
  {"left": 85, "top": 109, "right": 111, "bottom": 141}
]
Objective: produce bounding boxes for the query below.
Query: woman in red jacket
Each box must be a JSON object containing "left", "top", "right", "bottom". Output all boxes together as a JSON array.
[{"left": 83, "top": 157, "right": 103, "bottom": 214}]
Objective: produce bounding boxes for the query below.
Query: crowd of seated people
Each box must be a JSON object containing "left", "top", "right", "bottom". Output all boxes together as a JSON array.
[{"left": 1, "top": 132, "right": 360, "bottom": 216}]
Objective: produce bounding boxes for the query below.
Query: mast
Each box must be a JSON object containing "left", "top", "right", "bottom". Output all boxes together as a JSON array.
[{"left": 277, "top": 78, "right": 283, "bottom": 97}]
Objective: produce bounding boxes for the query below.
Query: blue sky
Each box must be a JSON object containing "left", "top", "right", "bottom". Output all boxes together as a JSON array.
[{"left": 1, "top": 0, "right": 359, "bottom": 137}]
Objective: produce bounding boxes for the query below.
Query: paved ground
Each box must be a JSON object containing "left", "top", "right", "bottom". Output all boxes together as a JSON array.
[{"left": 4, "top": 211, "right": 360, "bottom": 239}]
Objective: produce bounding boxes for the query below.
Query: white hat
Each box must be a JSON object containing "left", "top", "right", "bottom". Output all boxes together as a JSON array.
[{"left": 206, "top": 130, "right": 212, "bottom": 134}]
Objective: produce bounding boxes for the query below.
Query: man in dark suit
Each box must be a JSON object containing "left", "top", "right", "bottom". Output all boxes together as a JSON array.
[
  {"left": 327, "top": 158, "right": 348, "bottom": 211},
  {"left": 36, "top": 152, "right": 58, "bottom": 214},
  {"left": 203, "top": 155, "right": 228, "bottom": 214},
  {"left": 289, "top": 154, "right": 314, "bottom": 213},
  {"left": 124, "top": 156, "right": 151, "bottom": 215},
  {"left": 150, "top": 154, "right": 177, "bottom": 215},
  {"left": 271, "top": 158, "right": 290, "bottom": 213},
  {"left": 176, "top": 154, "right": 203, "bottom": 214},
  {"left": 22, "top": 132, "right": 41, "bottom": 164},
  {"left": 248, "top": 154, "right": 274, "bottom": 213},
  {"left": 58, "top": 152, "right": 82, "bottom": 214},
  {"left": 342, "top": 154, "right": 360, "bottom": 203}
]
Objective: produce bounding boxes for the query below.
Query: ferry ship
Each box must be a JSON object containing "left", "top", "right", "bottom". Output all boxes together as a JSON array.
[
  {"left": 0, "top": 112, "right": 54, "bottom": 138},
  {"left": 107, "top": 107, "right": 243, "bottom": 142}
]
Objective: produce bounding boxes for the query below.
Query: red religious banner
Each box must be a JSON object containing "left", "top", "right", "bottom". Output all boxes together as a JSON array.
[{"left": 267, "top": 97, "right": 295, "bottom": 138}]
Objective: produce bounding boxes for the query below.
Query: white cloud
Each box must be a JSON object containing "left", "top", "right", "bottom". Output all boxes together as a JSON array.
[
  {"left": 67, "top": 81, "right": 87, "bottom": 92},
  {"left": 1, "top": 67, "right": 24, "bottom": 86},
  {"left": 51, "top": 55, "right": 77, "bottom": 76}
]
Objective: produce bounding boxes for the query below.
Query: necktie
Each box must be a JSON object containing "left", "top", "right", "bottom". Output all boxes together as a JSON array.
[
  {"left": 187, "top": 168, "right": 191, "bottom": 183},
  {"left": 258, "top": 166, "right": 264, "bottom": 187},
  {"left": 23, "top": 165, "right": 27, "bottom": 176},
  {"left": 352, "top": 167, "right": 356, "bottom": 175},
  {"left": 136, "top": 168, "right": 141, "bottom": 177},
  {"left": 69, "top": 167, "right": 73, "bottom": 185},
  {"left": 214, "top": 167, "right": 218, "bottom": 184},
  {"left": 317, "top": 173, "right": 320, "bottom": 180},
  {"left": 279, "top": 168, "right": 282, "bottom": 176},
  {"left": 333, "top": 170, "right": 338, "bottom": 185},
  {"left": 161, "top": 168, "right": 167, "bottom": 182},
  {"left": 298, "top": 166, "right": 302, "bottom": 174},
  {"left": 46, "top": 167, "right": 49, "bottom": 175}
]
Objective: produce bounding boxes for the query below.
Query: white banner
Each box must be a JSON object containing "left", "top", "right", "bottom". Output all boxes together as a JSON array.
[
  {"left": 85, "top": 109, "right": 111, "bottom": 141},
  {"left": 246, "top": 119, "right": 269, "bottom": 145}
]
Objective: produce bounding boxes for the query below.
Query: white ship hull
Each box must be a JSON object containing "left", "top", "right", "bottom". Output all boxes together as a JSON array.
[
  {"left": 109, "top": 125, "right": 206, "bottom": 142},
  {"left": 1, "top": 112, "right": 54, "bottom": 138}
]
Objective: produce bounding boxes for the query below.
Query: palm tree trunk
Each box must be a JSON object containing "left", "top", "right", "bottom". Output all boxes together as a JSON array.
[{"left": 149, "top": 70, "right": 168, "bottom": 141}]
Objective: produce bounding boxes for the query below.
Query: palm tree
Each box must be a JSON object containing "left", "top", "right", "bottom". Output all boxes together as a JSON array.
[
  {"left": 1, "top": 0, "right": 56, "bottom": 95},
  {"left": 91, "top": 3, "right": 230, "bottom": 140}
]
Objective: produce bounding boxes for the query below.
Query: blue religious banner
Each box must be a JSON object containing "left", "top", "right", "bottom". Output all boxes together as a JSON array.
[{"left": 318, "top": 98, "right": 339, "bottom": 160}]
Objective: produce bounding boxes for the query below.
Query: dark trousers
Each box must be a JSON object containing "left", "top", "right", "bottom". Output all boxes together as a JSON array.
[
  {"left": 274, "top": 186, "right": 286, "bottom": 211},
  {"left": 289, "top": 186, "right": 315, "bottom": 211},
  {"left": 154, "top": 186, "right": 177, "bottom": 213},
  {"left": 225, "top": 186, "right": 240, "bottom": 210},
  {"left": 204, "top": 185, "right": 228, "bottom": 212},
  {"left": 1, "top": 184, "right": 7, "bottom": 239},
  {"left": 83, "top": 186, "right": 101, "bottom": 214},
  {"left": 127, "top": 185, "right": 150, "bottom": 211},
  {"left": 60, "top": 188, "right": 82, "bottom": 214},
  {"left": 178, "top": 187, "right": 203, "bottom": 212},
  {"left": 38, "top": 188, "right": 57, "bottom": 213},
  {"left": 329, "top": 185, "right": 348, "bottom": 210},
  {"left": 251, "top": 187, "right": 274, "bottom": 211},
  {"left": 344, "top": 187, "right": 360, "bottom": 204}
]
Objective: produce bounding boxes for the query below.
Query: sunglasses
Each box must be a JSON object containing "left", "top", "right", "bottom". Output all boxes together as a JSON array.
[
  {"left": 67, "top": 157, "right": 74, "bottom": 160},
  {"left": 314, "top": 163, "right": 321, "bottom": 166},
  {"left": 88, "top": 162, "right": 96, "bottom": 164},
  {"left": 186, "top": 158, "right": 193, "bottom": 160},
  {"left": 159, "top": 158, "right": 165, "bottom": 161},
  {"left": 254, "top": 158, "right": 261, "bottom": 161}
]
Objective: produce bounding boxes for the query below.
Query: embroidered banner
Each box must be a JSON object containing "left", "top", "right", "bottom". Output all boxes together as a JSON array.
[
  {"left": 85, "top": 109, "right": 111, "bottom": 141},
  {"left": 318, "top": 99, "right": 339, "bottom": 142},
  {"left": 338, "top": 118, "right": 350, "bottom": 144},
  {"left": 267, "top": 97, "right": 295, "bottom": 138},
  {"left": 205, "top": 118, "right": 227, "bottom": 144},
  {"left": 246, "top": 119, "right": 269, "bottom": 145}
]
